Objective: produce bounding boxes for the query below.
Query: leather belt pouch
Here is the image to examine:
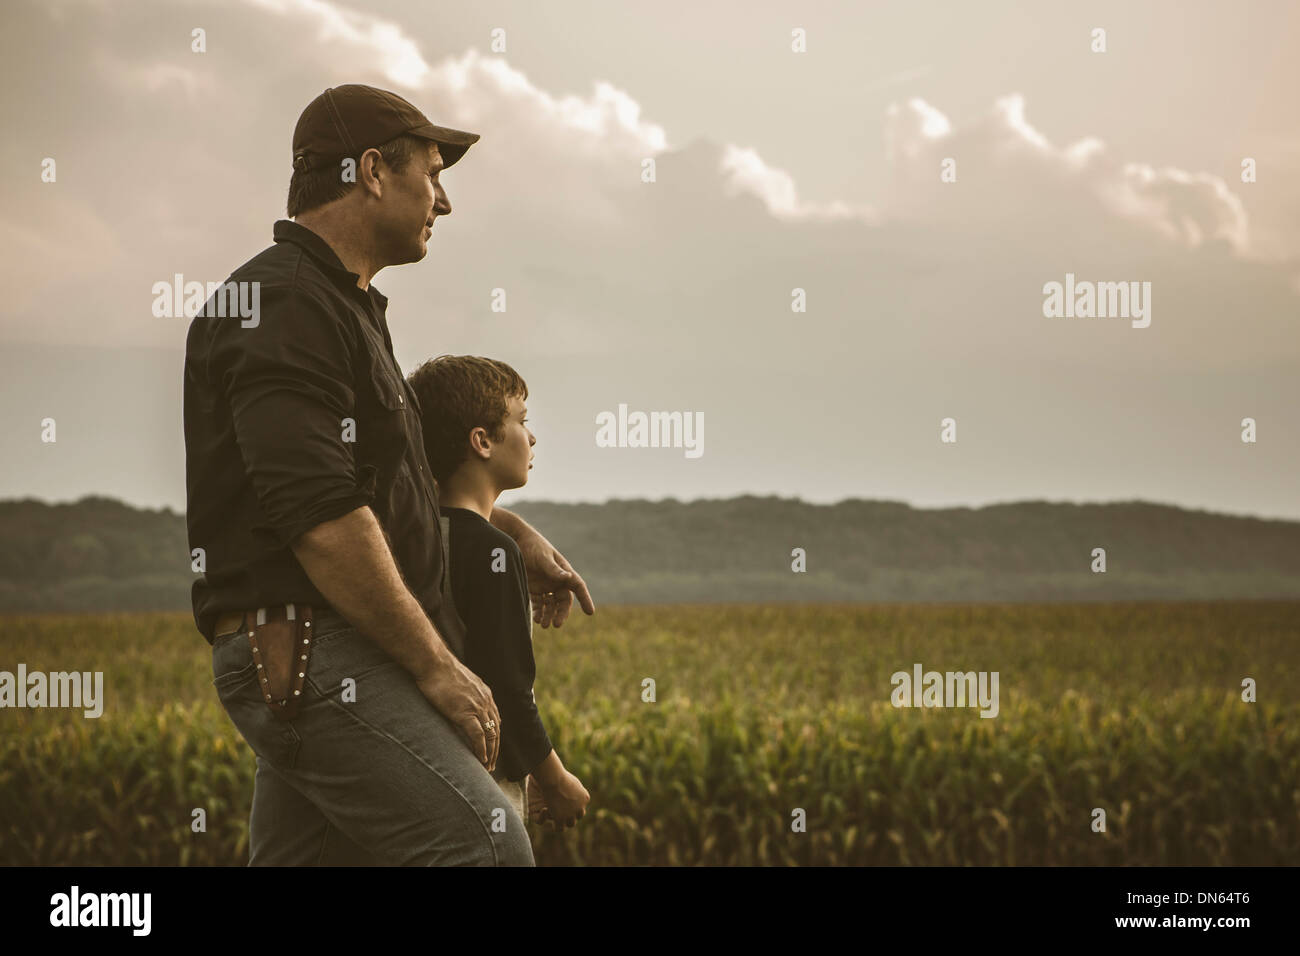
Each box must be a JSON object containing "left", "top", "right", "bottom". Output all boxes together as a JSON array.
[{"left": 245, "top": 604, "right": 314, "bottom": 721}]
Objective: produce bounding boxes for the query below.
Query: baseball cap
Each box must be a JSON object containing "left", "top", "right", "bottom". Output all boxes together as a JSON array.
[{"left": 292, "top": 84, "right": 480, "bottom": 173}]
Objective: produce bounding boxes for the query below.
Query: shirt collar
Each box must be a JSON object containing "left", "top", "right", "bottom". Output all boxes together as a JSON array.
[{"left": 272, "top": 219, "right": 388, "bottom": 309}]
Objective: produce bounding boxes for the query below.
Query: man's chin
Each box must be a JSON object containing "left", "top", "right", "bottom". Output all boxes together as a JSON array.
[{"left": 397, "top": 241, "right": 428, "bottom": 265}]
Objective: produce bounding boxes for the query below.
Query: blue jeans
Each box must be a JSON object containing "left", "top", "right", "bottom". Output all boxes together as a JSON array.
[{"left": 211, "top": 605, "right": 535, "bottom": 866}]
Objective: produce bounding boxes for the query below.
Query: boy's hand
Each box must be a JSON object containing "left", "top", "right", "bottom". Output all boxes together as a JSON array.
[
  {"left": 534, "top": 769, "right": 590, "bottom": 830},
  {"left": 517, "top": 532, "right": 595, "bottom": 628},
  {"left": 526, "top": 773, "right": 550, "bottom": 825}
]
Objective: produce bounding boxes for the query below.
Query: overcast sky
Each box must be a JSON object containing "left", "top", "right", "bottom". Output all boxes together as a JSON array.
[{"left": 2, "top": 0, "right": 1298, "bottom": 519}]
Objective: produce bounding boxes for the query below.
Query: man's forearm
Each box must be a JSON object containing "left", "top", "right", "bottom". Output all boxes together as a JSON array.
[
  {"left": 289, "top": 505, "right": 455, "bottom": 681},
  {"left": 487, "top": 504, "right": 534, "bottom": 542}
]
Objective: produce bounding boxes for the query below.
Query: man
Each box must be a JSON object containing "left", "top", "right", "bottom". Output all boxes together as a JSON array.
[{"left": 183, "top": 84, "right": 594, "bottom": 865}]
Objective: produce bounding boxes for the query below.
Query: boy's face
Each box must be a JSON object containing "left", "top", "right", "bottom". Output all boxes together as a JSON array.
[{"left": 489, "top": 394, "right": 535, "bottom": 490}]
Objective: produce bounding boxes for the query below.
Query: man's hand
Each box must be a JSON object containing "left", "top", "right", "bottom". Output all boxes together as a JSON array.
[
  {"left": 488, "top": 507, "right": 596, "bottom": 628},
  {"left": 288, "top": 506, "right": 501, "bottom": 771},
  {"left": 413, "top": 659, "right": 501, "bottom": 773},
  {"left": 520, "top": 534, "right": 595, "bottom": 628}
]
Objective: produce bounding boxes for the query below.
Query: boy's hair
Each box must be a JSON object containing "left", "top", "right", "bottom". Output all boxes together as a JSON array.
[
  {"left": 286, "top": 133, "right": 429, "bottom": 218},
  {"left": 407, "top": 355, "right": 529, "bottom": 483}
]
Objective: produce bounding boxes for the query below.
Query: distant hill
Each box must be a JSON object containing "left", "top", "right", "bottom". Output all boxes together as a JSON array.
[{"left": 1, "top": 494, "right": 1298, "bottom": 614}]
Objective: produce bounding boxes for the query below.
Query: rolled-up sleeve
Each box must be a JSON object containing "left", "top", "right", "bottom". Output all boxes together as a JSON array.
[{"left": 211, "top": 283, "right": 372, "bottom": 548}]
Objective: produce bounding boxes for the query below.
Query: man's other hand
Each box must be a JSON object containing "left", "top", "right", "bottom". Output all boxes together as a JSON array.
[{"left": 517, "top": 532, "right": 595, "bottom": 629}]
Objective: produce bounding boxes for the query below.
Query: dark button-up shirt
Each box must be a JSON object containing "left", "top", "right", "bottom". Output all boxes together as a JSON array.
[{"left": 183, "top": 219, "right": 464, "bottom": 656}]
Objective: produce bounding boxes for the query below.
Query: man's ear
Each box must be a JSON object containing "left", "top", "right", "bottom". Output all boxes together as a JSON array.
[{"left": 357, "top": 147, "right": 385, "bottom": 198}]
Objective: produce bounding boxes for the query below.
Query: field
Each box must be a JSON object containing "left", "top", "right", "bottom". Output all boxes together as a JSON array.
[{"left": 1, "top": 602, "right": 1297, "bottom": 865}]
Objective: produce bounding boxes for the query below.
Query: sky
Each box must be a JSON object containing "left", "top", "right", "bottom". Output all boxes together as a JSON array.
[{"left": 1, "top": 0, "right": 1298, "bottom": 519}]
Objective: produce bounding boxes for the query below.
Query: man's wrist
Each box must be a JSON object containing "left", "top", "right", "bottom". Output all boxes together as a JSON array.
[
  {"left": 488, "top": 505, "right": 536, "bottom": 544},
  {"left": 407, "top": 623, "right": 459, "bottom": 682}
]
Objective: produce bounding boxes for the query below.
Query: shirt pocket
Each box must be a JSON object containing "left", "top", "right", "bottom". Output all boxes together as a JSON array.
[
  {"left": 368, "top": 356, "right": 407, "bottom": 411},
  {"left": 356, "top": 350, "right": 410, "bottom": 485}
]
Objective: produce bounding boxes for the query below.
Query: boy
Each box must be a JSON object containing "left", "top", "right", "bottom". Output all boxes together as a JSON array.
[{"left": 407, "top": 355, "right": 591, "bottom": 832}]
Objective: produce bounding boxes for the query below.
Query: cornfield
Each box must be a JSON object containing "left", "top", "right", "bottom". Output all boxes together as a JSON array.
[{"left": 1, "top": 602, "right": 1297, "bottom": 865}]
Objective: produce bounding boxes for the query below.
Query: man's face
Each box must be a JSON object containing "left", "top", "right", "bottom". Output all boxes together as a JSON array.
[
  {"left": 374, "top": 140, "right": 451, "bottom": 266},
  {"left": 488, "top": 395, "right": 535, "bottom": 491}
]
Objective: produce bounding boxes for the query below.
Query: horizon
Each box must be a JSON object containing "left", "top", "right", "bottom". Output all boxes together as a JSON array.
[{"left": 4, "top": 490, "right": 1296, "bottom": 526}]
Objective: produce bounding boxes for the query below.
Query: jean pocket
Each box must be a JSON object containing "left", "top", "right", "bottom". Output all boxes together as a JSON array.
[
  {"left": 214, "top": 670, "right": 304, "bottom": 769},
  {"left": 309, "top": 612, "right": 356, "bottom": 646},
  {"left": 304, "top": 627, "right": 403, "bottom": 701},
  {"left": 212, "top": 629, "right": 255, "bottom": 689},
  {"left": 213, "top": 631, "right": 303, "bottom": 769}
]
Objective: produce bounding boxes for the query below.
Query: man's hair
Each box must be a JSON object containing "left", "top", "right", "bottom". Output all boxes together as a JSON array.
[
  {"left": 286, "top": 133, "right": 431, "bottom": 218},
  {"left": 407, "top": 355, "right": 529, "bottom": 483}
]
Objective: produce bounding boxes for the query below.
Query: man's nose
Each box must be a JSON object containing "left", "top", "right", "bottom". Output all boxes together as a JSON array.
[{"left": 434, "top": 184, "right": 452, "bottom": 216}]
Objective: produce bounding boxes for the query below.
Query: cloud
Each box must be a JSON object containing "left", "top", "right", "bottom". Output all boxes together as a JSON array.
[
  {"left": 245, "top": 0, "right": 432, "bottom": 87},
  {"left": 240, "top": 0, "right": 1256, "bottom": 257},
  {"left": 884, "top": 96, "right": 954, "bottom": 163},
  {"left": 719, "top": 145, "right": 879, "bottom": 223},
  {"left": 246, "top": 0, "right": 667, "bottom": 159},
  {"left": 249, "top": 0, "right": 669, "bottom": 160},
  {"left": 1113, "top": 163, "right": 1249, "bottom": 251},
  {"left": 3, "top": 0, "right": 1295, "bottom": 362},
  {"left": 879, "top": 92, "right": 1252, "bottom": 256},
  {"left": 420, "top": 53, "right": 670, "bottom": 159}
]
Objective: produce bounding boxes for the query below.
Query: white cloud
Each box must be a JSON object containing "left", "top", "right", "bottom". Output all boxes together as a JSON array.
[
  {"left": 879, "top": 91, "right": 1253, "bottom": 255},
  {"left": 1114, "top": 163, "right": 1249, "bottom": 251},
  {"left": 239, "top": 0, "right": 1254, "bottom": 255},
  {"left": 422, "top": 53, "right": 669, "bottom": 157},
  {"left": 244, "top": 0, "right": 432, "bottom": 87},
  {"left": 246, "top": 0, "right": 667, "bottom": 159},
  {"left": 718, "top": 145, "right": 878, "bottom": 223}
]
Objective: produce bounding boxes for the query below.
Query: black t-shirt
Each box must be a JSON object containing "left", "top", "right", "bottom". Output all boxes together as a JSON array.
[{"left": 443, "top": 507, "right": 553, "bottom": 782}]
